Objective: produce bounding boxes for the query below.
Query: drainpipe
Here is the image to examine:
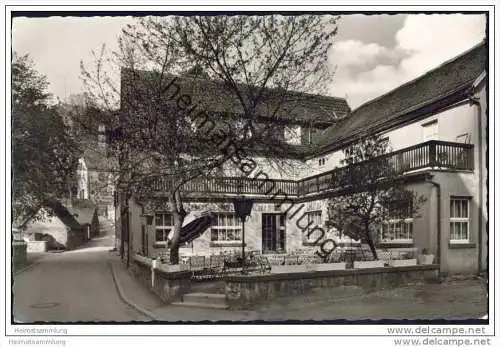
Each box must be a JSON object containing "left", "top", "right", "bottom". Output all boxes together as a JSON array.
[
  {"left": 426, "top": 177, "right": 441, "bottom": 273},
  {"left": 468, "top": 95, "right": 484, "bottom": 274}
]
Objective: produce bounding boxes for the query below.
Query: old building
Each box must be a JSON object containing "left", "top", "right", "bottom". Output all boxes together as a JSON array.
[
  {"left": 60, "top": 98, "right": 116, "bottom": 220},
  {"left": 21, "top": 200, "right": 99, "bottom": 250},
  {"left": 116, "top": 41, "right": 487, "bottom": 274}
]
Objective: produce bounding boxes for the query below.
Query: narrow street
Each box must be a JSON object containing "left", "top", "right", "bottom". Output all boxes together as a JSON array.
[
  {"left": 12, "top": 219, "right": 151, "bottom": 323},
  {"left": 12, "top": 219, "right": 488, "bottom": 323}
]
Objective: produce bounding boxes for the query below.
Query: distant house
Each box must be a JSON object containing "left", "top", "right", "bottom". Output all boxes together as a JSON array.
[
  {"left": 79, "top": 150, "right": 116, "bottom": 220},
  {"left": 22, "top": 200, "right": 98, "bottom": 250},
  {"left": 67, "top": 200, "right": 100, "bottom": 239},
  {"left": 77, "top": 153, "right": 115, "bottom": 220},
  {"left": 58, "top": 100, "right": 116, "bottom": 220}
]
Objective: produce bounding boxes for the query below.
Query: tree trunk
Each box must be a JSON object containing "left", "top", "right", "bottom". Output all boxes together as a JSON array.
[
  {"left": 170, "top": 246, "right": 180, "bottom": 265},
  {"left": 169, "top": 212, "right": 184, "bottom": 265},
  {"left": 366, "top": 234, "right": 378, "bottom": 260},
  {"left": 169, "top": 189, "right": 186, "bottom": 265}
]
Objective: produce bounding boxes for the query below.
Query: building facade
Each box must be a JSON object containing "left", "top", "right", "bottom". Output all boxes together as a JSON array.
[
  {"left": 22, "top": 202, "right": 95, "bottom": 250},
  {"left": 60, "top": 98, "right": 116, "bottom": 220},
  {"left": 117, "top": 42, "right": 487, "bottom": 274}
]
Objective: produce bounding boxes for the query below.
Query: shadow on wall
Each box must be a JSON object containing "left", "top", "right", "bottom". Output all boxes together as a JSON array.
[{"left": 33, "top": 233, "right": 65, "bottom": 250}]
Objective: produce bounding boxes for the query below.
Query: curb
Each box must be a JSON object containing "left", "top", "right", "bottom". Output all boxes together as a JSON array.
[{"left": 108, "top": 259, "right": 157, "bottom": 320}]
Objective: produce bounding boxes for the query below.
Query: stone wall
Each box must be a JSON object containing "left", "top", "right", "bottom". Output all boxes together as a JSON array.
[
  {"left": 225, "top": 264, "right": 439, "bottom": 309},
  {"left": 27, "top": 241, "right": 48, "bottom": 253},
  {"left": 12, "top": 241, "right": 28, "bottom": 271},
  {"left": 129, "top": 255, "right": 192, "bottom": 303}
]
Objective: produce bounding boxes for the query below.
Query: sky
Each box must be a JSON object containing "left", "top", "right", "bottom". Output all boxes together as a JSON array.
[{"left": 12, "top": 13, "right": 486, "bottom": 109}]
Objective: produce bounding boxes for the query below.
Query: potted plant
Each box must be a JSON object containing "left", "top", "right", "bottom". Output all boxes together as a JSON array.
[{"left": 418, "top": 248, "right": 435, "bottom": 265}]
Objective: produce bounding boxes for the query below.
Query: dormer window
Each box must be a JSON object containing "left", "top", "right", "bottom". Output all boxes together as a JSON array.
[
  {"left": 98, "top": 124, "right": 106, "bottom": 149},
  {"left": 284, "top": 125, "right": 302, "bottom": 145}
]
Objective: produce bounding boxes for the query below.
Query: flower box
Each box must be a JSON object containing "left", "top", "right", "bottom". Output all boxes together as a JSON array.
[{"left": 353, "top": 260, "right": 386, "bottom": 269}]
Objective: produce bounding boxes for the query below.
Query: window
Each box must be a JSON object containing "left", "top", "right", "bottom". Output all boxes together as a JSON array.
[
  {"left": 155, "top": 213, "right": 173, "bottom": 243},
  {"left": 422, "top": 120, "right": 438, "bottom": 141},
  {"left": 450, "top": 198, "right": 470, "bottom": 243},
  {"left": 98, "top": 124, "right": 106, "bottom": 148},
  {"left": 211, "top": 213, "right": 242, "bottom": 242},
  {"left": 304, "top": 210, "right": 323, "bottom": 243},
  {"left": 262, "top": 214, "right": 286, "bottom": 253},
  {"left": 380, "top": 219, "right": 414, "bottom": 242},
  {"left": 379, "top": 201, "right": 414, "bottom": 243},
  {"left": 284, "top": 125, "right": 302, "bottom": 145},
  {"left": 318, "top": 157, "right": 326, "bottom": 166}
]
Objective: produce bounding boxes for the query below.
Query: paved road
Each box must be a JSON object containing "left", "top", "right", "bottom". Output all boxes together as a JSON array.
[{"left": 13, "top": 220, "right": 150, "bottom": 322}]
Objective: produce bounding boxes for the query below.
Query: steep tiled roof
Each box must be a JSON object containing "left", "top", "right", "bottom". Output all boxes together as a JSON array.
[
  {"left": 65, "top": 200, "right": 97, "bottom": 226},
  {"left": 119, "top": 41, "right": 485, "bottom": 160},
  {"left": 45, "top": 200, "right": 82, "bottom": 230},
  {"left": 313, "top": 41, "right": 486, "bottom": 153},
  {"left": 120, "top": 68, "right": 350, "bottom": 125}
]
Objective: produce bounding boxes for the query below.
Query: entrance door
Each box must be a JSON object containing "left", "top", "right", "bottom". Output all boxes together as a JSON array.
[{"left": 262, "top": 213, "right": 286, "bottom": 253}]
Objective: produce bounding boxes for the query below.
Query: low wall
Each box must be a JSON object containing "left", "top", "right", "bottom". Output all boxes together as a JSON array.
[
  {"left": 225, "top": 264, "right": 440, "bottom": 309},
  {"left": 12, "top": 241, "right": 28, "bottom": 271},
  {"left": 27, "top": 241, "right": 48, "bottom": 253},
  {"left": 129, "top": 255, "right": 192, "bottom": 303}
]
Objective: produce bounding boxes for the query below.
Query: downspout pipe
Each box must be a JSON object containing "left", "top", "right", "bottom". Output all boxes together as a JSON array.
[
  {"left": 426, "top": 177, "right": 441, "bottom": 273},
  {"left": 468, "top": 94, "right": 484, "bottom": 275}
]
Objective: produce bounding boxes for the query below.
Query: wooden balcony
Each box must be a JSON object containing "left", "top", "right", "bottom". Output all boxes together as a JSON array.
[
  {"left": 152, "top": 176, "right": 298, "bottom": 197},
  {"left": 151, "top": 140, "right": 474, "bottom": 199},
  {"left": 298, "top": 140, "right": 474, "bottom": 196}
]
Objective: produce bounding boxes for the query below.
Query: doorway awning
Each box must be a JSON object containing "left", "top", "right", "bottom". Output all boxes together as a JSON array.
[{"left": 179, "top": 214, "right": 215, "bottom": 244}]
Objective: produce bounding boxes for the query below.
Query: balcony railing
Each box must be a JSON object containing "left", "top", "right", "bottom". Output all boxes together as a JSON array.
[
  {"left": 151, "top": 140, "right": 474, "bottom": 198},
  {"left": 298, "top": 140, "right": 474, "bottom": 195},
  {"left": 152, "top": 175, "right": 298, "bottom": 196}
]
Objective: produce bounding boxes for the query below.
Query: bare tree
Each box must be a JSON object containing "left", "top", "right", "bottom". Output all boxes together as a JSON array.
[
  {"left": 80, "top": 14, "right": 340, "bottom": 264},
  {"left": 326, "top": 135, "right": 426, "bottom": 260}
]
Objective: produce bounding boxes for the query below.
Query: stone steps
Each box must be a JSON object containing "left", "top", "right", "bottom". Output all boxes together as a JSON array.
[{"left": 172, "top": 292, "right": 229, "bottom": 310}]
